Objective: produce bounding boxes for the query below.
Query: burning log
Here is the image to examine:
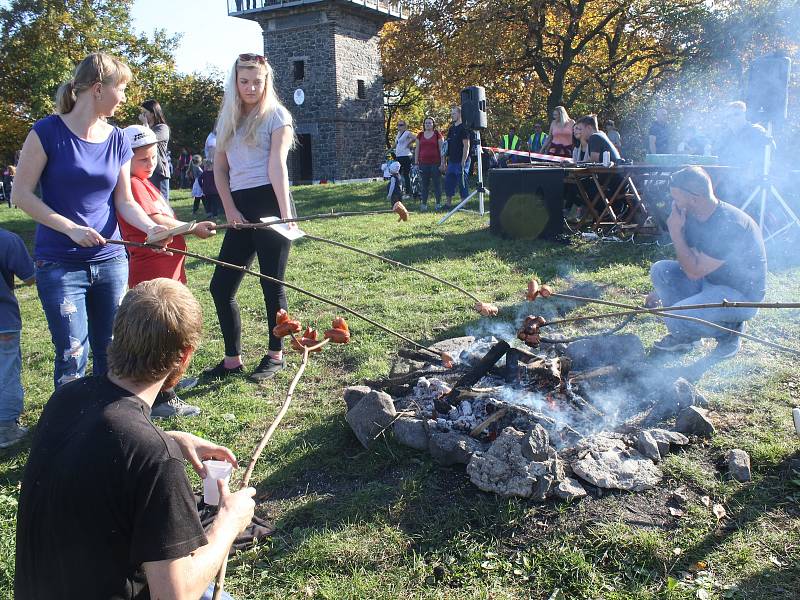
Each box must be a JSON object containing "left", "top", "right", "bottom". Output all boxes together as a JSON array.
[
  {"left": 448, "top": 340, "right": 510, "bottom": 394},
  {"left": 434, "top": 340, "right": 510, "bottom": 412}
]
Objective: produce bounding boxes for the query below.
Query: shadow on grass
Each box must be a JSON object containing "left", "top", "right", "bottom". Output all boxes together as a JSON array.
[
  {"left": 675, "top": 452, "right": 800, "bottom": 599},
  {"left": 250, "top": 417, "right": 503, "bottom": 552}
]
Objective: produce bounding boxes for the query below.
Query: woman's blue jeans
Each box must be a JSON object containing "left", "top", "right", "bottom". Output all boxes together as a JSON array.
[{"left": 35, "top": 255, "right": 128, "bottom": 388}]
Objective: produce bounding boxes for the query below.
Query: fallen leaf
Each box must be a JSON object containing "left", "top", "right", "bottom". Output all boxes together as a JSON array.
[
  {"left": 712, "top": 504, "right": 727, "bottom": 520},
  {"left": 689, "top": 560, "right": 708, "bottom": 573}
]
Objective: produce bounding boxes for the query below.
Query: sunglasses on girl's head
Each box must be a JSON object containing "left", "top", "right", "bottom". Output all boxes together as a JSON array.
[{"left": 238, "top": 53, "right": 266, "bottom": 64}]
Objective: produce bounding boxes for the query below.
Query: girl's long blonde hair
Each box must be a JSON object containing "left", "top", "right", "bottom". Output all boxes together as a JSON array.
[
  {"left": 55, "top": 53, "right": 132, "bottom": 115},
  {"left": 215, "top": 55, "right": 292, "bottom": 151},
  {"left": 553, "top": 106, "right": 570, "bottom": 125}
]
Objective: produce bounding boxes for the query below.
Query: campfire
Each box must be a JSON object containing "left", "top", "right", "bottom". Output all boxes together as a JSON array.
[{"left": 344, "top": 331, "right": 714, "bottom": 502}]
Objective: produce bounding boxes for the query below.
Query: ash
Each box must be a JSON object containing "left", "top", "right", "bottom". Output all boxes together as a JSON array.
[{"left": 345, "top": 335, "right": 712, "bottom": 501}]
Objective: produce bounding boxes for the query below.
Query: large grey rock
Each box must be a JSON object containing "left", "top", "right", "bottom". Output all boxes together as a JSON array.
[
  {"left": 575, "top": 432, "right": 627, "bottom": 455},
  {"left": 428, "top": 430, "right": 483, "bottom": 466},
  {"left": 554, "top": 477, "right": 588, "bottom": 501},
  {"left": 565, "top": 334, "right": 645, "bottom": 370},
  {"left": 546, "top": 446, "right": 566, "bottom": 481},
  {"left": 636, "top": 430, "right": 662, "bottom": 463},
  {"left": 345, "top": 390, "right": 397, "bottom": 449},
  {"left": 647, "top": 377, "right": 709, "bottom": 421},
  {"left": 646, "top": 428, "right": 689, "bottom": 456},
  {"left": 466, "top": 427, "right": 548, "bottom": 498},
  {"left": 343, "top": 385, "right": 373, "bottom": 412},
  {"left": 531, "top": 474, "right": 554, "bottom": 501},
  {"left": 521, "top": 424, "right": 550, "bottom": 462},
  {"left": 392, "top": 416, "right": 428, "bottom": 451},
  {"left": 572, "top": 447, "right": 662, "bottom": 492},
  {"left": 726, "top": 449, "right": 752, "bottom": 482},
  {"left": 675, "top": 406, "right": 716, "bottom": 437}
]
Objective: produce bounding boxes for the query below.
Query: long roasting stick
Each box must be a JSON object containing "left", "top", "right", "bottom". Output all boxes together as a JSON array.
[
  {"left": 212, "top": 337, "right": 328, "bottom": 599},
  {"left": 106, "top": 240, "right": 444, "bottom": 361},
  {"left": 211, "top": 208, "right": 402, "bottom": 230},
  {"left": 539, "top": 302, "right": 800, "bottom": 356},
  {"left": 303, "top": 233, "right": 483, "bottom": 303},
  {"left": 527, "top": 281, "right": 800, "bottom": 355},
  {"left": 548, "top": 291, "right": 800, "bottom": 314}
]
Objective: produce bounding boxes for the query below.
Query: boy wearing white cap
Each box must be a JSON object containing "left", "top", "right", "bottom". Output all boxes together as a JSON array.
[
  {"left": 386, "top": 160, "right": 403, "bottom": 204},
  {"left": 118, "top": 124, "right": 216, "bottom": 417}
]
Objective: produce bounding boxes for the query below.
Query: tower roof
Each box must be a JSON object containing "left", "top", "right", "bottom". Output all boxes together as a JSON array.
[{"left": 228, "top": 0, "right": 406, "bottom": 20}]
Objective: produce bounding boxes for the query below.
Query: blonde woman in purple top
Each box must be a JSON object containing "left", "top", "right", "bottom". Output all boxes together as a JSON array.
[{"left": 13, "top": 53, "right": 166, "bottom": 387}]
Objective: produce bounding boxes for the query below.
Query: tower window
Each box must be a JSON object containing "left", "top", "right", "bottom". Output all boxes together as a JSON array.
[
  {"left": 293, "top": 60, "right": 305, "bottom": 81},
  {"left": 357, "top": 79, "right": 366, "bottom": 100}
]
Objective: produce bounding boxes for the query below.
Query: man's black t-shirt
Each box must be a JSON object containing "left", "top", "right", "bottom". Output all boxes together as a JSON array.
[
  {"left": 715, "top": 123, "right": 772, "bottom": 168},
  {"left": 446, "top": 122, "right": 470, "bottom": 163},
  {"left": 15, "top": 376, "right": 207, "bottom": 600},
  {"left": 649, "top": 120, "right": 671, "bottom": 153},
  {"left": 588, "top": 132, "right": 621, "bottom": 161},
  {"left": 684, "top": 201, "right": 767, "bottom": 301}
]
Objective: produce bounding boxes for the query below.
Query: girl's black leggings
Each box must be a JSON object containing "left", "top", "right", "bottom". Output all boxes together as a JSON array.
[{"left": 209, "top": 184, "right": 291, "bottom": 356}]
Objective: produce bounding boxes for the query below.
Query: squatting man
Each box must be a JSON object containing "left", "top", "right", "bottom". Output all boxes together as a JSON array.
[
  {"left": 646, "top": 166, "right": 767, "bottom": 359},
  {"left": 15, "top": 278, "right": 254, "bottom": 600}
]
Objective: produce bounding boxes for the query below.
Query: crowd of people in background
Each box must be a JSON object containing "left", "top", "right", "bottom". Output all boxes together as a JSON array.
[{"left": 380, "top": 98, "right": 777, "bottom": 214}]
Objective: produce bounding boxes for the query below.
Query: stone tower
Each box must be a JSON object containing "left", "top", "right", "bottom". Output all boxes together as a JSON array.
[{"left": 229, "top": 0, "right": 405, "bottom": 183}]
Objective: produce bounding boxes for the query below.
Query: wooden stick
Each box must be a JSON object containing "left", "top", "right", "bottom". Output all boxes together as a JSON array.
[
  {"left": 541, "top": 303, "right": 800, "bottom": 356},
  {"left": 106, "top": 240, "right": 443, "bottom": 361},
  {"left": 550, "top": 291, "right": 800, "bottom": 314},
  {"left": 470, "top": 407, "right": 508, "bottom": 438},
  {"left": 304, "top": 233, "right": 483, "bottom": 303},
  {"left": 213, "top": 337, "right": 328, "bottom": 599},
  {"left": 211, "top": 208, "right": 400, "bottom": 230}
]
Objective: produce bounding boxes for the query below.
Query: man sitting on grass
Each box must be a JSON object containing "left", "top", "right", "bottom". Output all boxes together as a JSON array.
[
  {"left": 647, "top": 166, "right": 766, "bottom": 359},
  {"left": 15, "top": 278, "right": 255, "bottom": 600}
]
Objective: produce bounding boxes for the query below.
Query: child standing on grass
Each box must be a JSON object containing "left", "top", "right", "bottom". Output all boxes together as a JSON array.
[
  {"left": 190, "top": 154, "right": 205, "bottom": 216},
  {"left": 117, "top": 125, "right": 216, "bottom": 418},
  {"left": 387, "top": 161, "right": 403, "bottom": 205},
  {"left": 0, "top": 227, "right": 35, "bottom": 448}
]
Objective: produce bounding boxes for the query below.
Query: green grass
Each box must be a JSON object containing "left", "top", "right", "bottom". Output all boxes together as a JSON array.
[{"left": 2, "top": 184, "right": 799, "bottom": 599}]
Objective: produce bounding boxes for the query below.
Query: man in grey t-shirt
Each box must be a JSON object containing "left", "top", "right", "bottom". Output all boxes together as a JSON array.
[{"left": 646, "top": 166, "right": 766, "bottom": 359}]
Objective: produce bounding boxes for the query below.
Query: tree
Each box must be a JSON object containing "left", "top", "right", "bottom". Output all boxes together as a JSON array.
[
  {"left": 0, "top": 0, "right": 178, "bottom": 161},
  {"left": 382, "top": 0, "right": 710, "bottom": 141},
  {"left": 154, "top": 72, "right": 225, "bottom": 153}
]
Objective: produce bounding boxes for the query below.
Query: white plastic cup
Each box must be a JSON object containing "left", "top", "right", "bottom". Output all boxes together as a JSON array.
[
  {"left": 202, "top": 460, "right": 233, "bottom": 506},
  {"left": 602, "top": 151, "right": 611, "bottom": 167},
  {"left": 793, "top": 407, "right": 800, "bottom": 436}
]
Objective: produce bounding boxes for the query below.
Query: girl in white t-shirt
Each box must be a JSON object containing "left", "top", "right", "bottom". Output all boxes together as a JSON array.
[
  {"left": 394, "top": 120, "right": 416, "bottom": 198},
  {"left": 203, "top": 53, "right": 295, "bottom": 384}
]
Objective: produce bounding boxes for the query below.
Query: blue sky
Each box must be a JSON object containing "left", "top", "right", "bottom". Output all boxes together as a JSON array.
[{"left": 131, "top": 0, "right": 264, "bottom": 75}]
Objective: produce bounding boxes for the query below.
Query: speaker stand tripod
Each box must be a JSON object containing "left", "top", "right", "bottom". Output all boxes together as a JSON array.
[
  {"left": 438, "top": 129, "right": 488, "bottom": 225},
  {"left": 739, "top": 123, "right": 800, "bottom": 242}
]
